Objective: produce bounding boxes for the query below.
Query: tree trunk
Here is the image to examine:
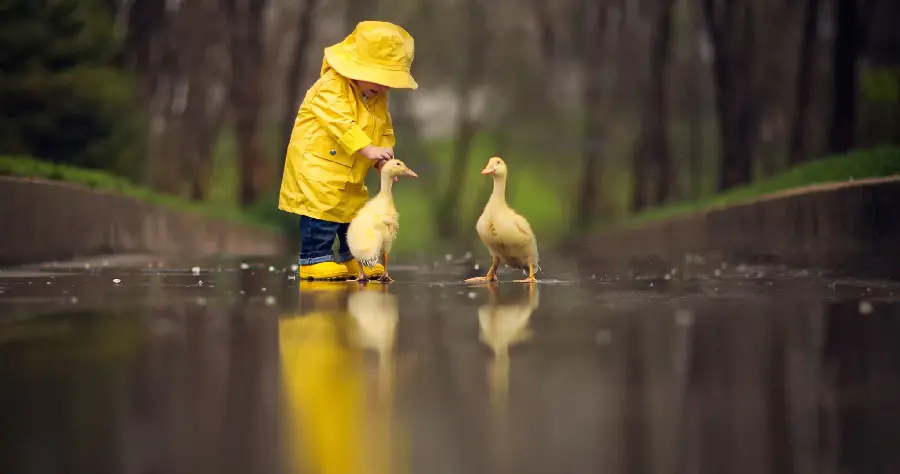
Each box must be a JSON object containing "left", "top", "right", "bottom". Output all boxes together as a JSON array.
[
  {"left": 224, "top": 0, "right": 269, "bottom": 207},
  {"left": 435, "top": 0, "right": 486, "bottom": 239},
  {"left": 686, "top": 3, "right": 704, "bottom": 199},
  {"left": 828, "top": 0, "right": 859, "bottom": 154},
  {"left": 633, "top": 0, "right": 676, "bottom": 211},
  {"left": 701, "top": 0, "right": 759, "bottom": 192},
  {"left": 181, "top": 0, "right": 226, "bottom": 202},
  {"left": 574, "top": 1, "right": 609, "bottom": 231},
  {"left": 788, "top": 0, "right": 821, "bottom": 166},
  {"left": 281, "top": 0, "right": 319, "bottom": 152}
]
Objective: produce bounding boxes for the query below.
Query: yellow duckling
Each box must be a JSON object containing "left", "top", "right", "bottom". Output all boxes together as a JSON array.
[
  {"left": 347, "top": 159, "right": 418, "bottom": 283},
  {"left": 466, "top": 157, "right": 540, "bottom": 283}
]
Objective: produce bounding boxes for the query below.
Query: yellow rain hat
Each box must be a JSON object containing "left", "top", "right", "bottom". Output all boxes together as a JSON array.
[{"left": 323, "top": 21, "right": 418, "bottom": 90}]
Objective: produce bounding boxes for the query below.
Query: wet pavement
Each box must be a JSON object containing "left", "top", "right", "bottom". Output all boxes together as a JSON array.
[{"left": 2, "top": 255, "right": 900, "bottom": 474}]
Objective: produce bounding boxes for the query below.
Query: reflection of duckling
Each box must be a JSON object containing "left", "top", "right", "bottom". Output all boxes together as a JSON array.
[
  {"left": 479, "top": 284, "right": 539, "bottom": 405},
  {"left": 347, "top": 159, "right": 418, "bottom": 283},
  {"left": 466, "top": 157, "right": 540, "bottom": 284},
  {"left": 478, "top": 283, "right": 539, "bottom": 474},
  {"left": 346, "top": 286, "right": 402, "bottom": 474},
  {"left": 347, "top": 287, "right": 398, "bottom": 403}
]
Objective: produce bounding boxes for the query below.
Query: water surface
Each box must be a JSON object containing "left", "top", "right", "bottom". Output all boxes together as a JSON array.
[{"left": 1, "top": 257, "right": 899, "bottom": 474}]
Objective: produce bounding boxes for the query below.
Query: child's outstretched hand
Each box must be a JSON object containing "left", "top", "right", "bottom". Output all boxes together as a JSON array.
[{"left": 360, "top": 145, "right": 393, "bottom": 162}]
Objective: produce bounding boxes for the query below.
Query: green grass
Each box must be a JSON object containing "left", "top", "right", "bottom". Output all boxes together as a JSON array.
[
  {"left": 614, "top": 146, "right": 900, "bottom": 229},
  {"left": 0, "top": 155, "right": 279, "bottom": 231}
]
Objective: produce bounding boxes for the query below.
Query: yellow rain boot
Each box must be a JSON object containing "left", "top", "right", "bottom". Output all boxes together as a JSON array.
[
  {"left": 299, "top": 261, "right": 350, "bottom": 280},
  {"left": 342, "top": 259, "right": 385, "bottom": 279}
]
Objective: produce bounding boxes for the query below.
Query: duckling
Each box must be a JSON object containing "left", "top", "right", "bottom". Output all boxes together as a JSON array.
[
  {"left": 347, "top": 158, "right": 418, "bottom": 283},
  {"left": 465, "top": 156, "right": 540, "bottom": 283}
]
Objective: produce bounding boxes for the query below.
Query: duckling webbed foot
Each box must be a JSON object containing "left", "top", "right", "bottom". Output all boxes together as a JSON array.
[
  {"left": 349, "top": 265, "right": 368, "bottom": 284},
  {"left": 464, "top": 275, "right": 499, "bottom": 284},
  {"left": 465, "top": 256, "right": 500, "bottom": 283},
  {"left": 377, "top": 252, "right": 393, "bottom": 283},
  {"left": 513, "top": 262, "right": 537, "bottom": 283}
]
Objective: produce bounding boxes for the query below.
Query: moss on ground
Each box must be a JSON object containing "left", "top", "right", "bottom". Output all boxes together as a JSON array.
[
  {"left": 612, "top": 146, "right": 900, "bottom": 229},
  {"left": 0, "top": 155, "right": 278, "bottom": 231}
]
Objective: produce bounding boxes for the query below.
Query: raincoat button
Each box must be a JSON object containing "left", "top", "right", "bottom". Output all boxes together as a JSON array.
[{"left": 330, "top": 150, "right": 336, "bottom": 156}]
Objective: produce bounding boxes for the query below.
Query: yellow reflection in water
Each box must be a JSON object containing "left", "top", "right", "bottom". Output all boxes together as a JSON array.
[
  {"left": 478, "top": 283, "right": 540, "bottom": 473},
  {"left": 279, "top": 282, "right": 404, "bottom": 474}
]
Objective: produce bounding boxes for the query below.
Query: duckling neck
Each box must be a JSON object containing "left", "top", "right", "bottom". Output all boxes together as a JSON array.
[
  {"left": 489, "top": 175, "right": 507, "bottom": 206},
  {"left": 377, "top": 173, "right": 395, "bottom": 202}
]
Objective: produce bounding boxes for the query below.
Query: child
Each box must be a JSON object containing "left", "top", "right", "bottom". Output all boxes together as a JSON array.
[{"left": 278, "top": 21, "right": 417, "bottom": 280}]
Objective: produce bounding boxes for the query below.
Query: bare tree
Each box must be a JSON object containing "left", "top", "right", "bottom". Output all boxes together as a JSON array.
[
  {"left": 828, "top": 0, "right": 862, "bottom": 154},
  {"left": 684, "top": 0, "right": 705, "bottom": 199},
  {"left": 223, "top": 0, "right": 270, "bottom": 207},
  {"left": 632, "top": 0, "right": 676, "bottom": 211},
  {"left": 280, "top": 0, "right": 320, "bottom": 151},
  {"left": 788, "top": 0, "right": 821, "bottom": 166},
  {"left": 701, "top": 0, "right": 761, "bottom": 191},
  {"left": 435, "top": 0, "right": 487, "bottom": 239},
  {"left": 574, "top": 0, "right": 610, "bottom": 231}
]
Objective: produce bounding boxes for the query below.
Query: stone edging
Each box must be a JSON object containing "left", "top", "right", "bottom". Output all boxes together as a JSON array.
[
  {"left": 564, "top": 176, "right": 900, "bottom": 279},
  {"left": 0, "top": 176, "right": 288, "bottom": 266}
]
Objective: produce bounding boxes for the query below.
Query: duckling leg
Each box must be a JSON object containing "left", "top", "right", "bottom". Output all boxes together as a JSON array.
[
  {"left": 350, "top": 262, "right": 368, "bottom": 284},
  {"left": 379, "top": 252, "right": 393, "bottom": 283},
  {"left": 465, "top": 256, "right": 500, "bottom": 283},
  {"left": 513, "top": 259, "right": 537, "bottom": 283}
]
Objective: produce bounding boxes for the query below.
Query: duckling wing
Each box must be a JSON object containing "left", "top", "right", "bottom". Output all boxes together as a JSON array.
[{"left": 494, "top": 210, "right": 536, "bottom": 246}]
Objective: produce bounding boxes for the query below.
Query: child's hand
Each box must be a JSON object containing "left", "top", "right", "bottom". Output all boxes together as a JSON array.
[{"left": 360, "top": 145, "right": 393, "bottom": 162}]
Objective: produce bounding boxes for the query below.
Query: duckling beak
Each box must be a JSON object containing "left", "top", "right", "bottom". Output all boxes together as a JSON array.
[
  {"left": 404, "top": 168, "right": 418, "bottom": 178},
  {"left": 481, "top": 166, "right": 494, "bottom": 175}
]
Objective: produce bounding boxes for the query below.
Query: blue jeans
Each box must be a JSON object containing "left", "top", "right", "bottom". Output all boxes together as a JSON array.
[{"left": 298, "top": 216, "right": 353, "bottom": 266}]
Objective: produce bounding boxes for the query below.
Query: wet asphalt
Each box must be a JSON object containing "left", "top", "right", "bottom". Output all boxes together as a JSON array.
[{"left": 1, "top": 254, "right": 900, "bottom": 474}]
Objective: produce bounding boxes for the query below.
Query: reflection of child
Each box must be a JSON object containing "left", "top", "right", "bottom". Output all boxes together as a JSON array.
[{"left": 278, "top": 21, "right": 417, "bottom": 280}]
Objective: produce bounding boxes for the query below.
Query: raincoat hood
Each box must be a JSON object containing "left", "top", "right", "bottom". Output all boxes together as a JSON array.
[{"left": 322, "top": 21, "right": 417, "bottom": 89}]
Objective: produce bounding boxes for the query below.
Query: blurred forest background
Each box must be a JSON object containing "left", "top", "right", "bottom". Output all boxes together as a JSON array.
[{"left": 1, "top": 0, "right": 898, "bottom": 252}]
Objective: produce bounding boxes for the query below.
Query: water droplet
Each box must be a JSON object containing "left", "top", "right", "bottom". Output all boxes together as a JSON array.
[
  {"left": 240, "top": 263, "right": 250, "bottom": 270},
  {"left": 474, "top": 264, "right": 480, "bottom": 270},
  {"left": 714, "top": 269, "right": 722, "bottom": 276},
  {"left": 444, "top": 254, "right": 452, "bottom": 261},
  {"left": 464, "top": 251, "right": 473, "bottom": 259},
  {"left": 70, "top": 296, "right": 78, "bottom": 304},
  {"left": 859, "top": 301, "right": 873, "bottom": 314},
  {"left": 290, "top": 264, "right": 299, "bottom": 271},
  {"left": 113, "top": 279, "right": 121, "bottom": 284},
  {"left": 191, "top": 266, "right": 201, "bottom": 275},
  {"left": 261, "top": 287, "right": 267, "bottom": 292},
  {"left": 268, "top": 266, "right": 275, "bottom": 272},
  {"left": 84, "top": 263, "right": 91, "bottom": 269},
  {"left": 265, "top": 296, "right": 276, "bottom": 306},
  {"left": 664, "top": 274, "right": 671, "bottom": 280},
  {"left": 467, "top": 291, "right": 476, "bottom": 299},
  {"left": 196, "top": 297, "right": 207, "bottom": 306}
]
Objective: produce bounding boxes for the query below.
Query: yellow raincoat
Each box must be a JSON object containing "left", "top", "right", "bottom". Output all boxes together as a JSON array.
[{"left": 278, "top": 21, "right": 417, "bottom": 223}]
